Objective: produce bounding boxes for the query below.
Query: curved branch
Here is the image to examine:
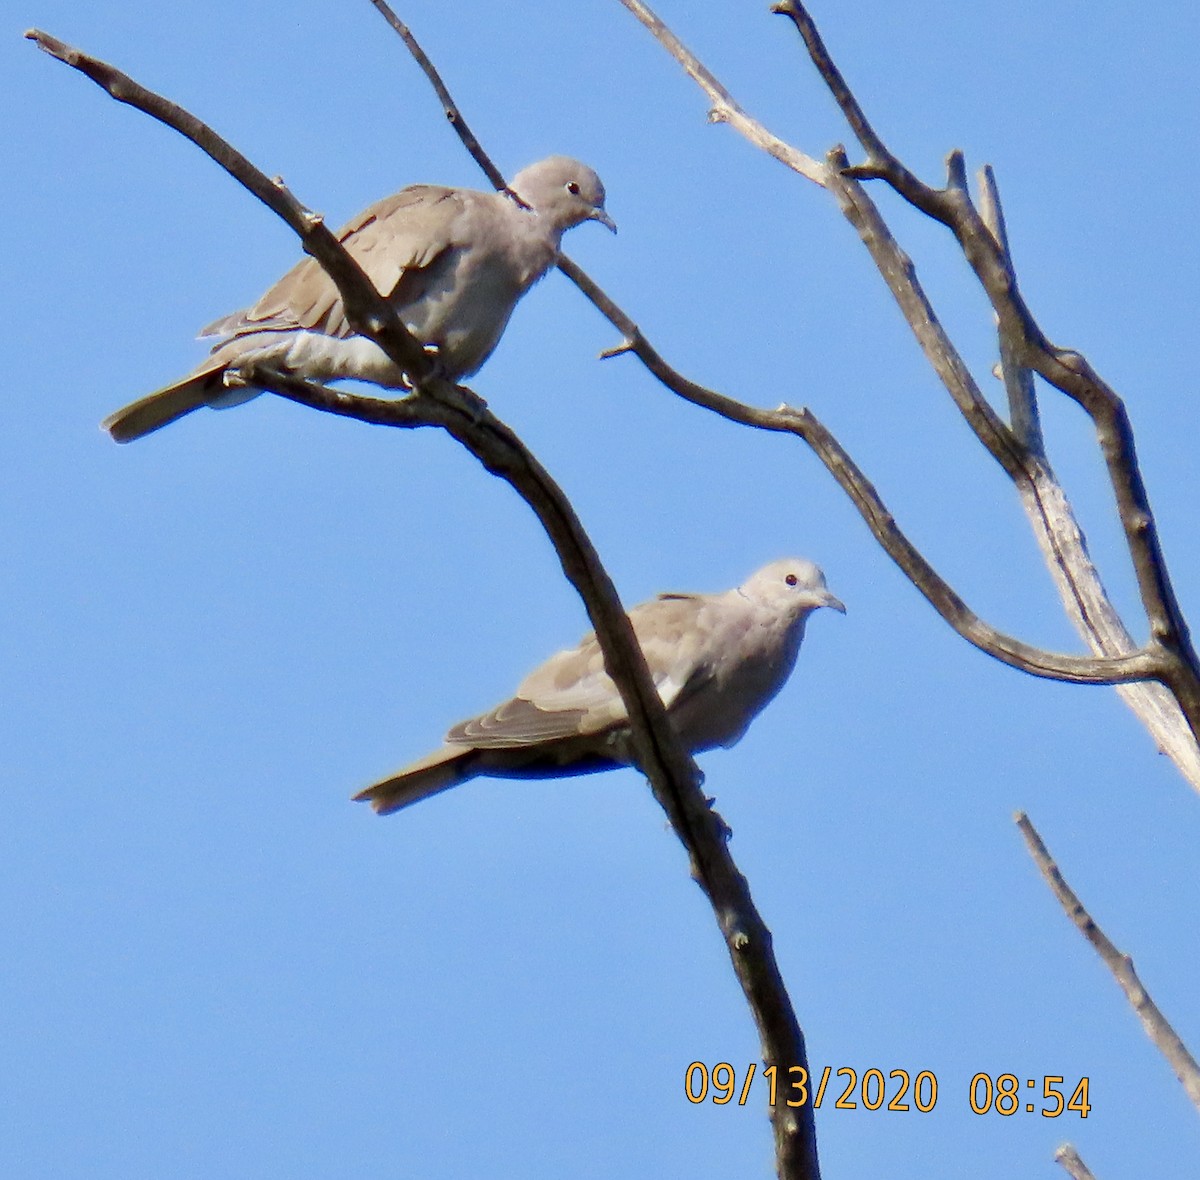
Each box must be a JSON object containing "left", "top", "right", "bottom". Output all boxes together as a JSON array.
[
  {"left": 770, "top": 0, "right": 1200, "bottom": 711},
  {"left": 23, "top": 30, "right": 434, "bottom": 388},
  {"left": 609, "top": 0, "right": 1200, "bottom": 767},
  {"left": 550, "top": 271, "right": 1161, "bottom": 688},
  {"left": 28, "top": 27, "right": 823, "bottom": 1180}
]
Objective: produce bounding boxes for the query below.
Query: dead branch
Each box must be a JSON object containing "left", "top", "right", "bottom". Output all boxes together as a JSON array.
[
  {"left": 613, "top": 0, "right": 827, "bottom": 184},
  {"left": 28, "top": 25, "right": 823, "bottom": 1180},
  {"left": 976, "top": 168, "right": 1200, "bottom": 784},
  {"left": 977, "top": 165, "right": 1044, "bottom": 455},
  {"left": 364, "top": 0, "right": 507, "bottom": 193},
  {"left": 771, "top": 0, "right": 1200, "bottom": 735},
  {"left": 359, "top": 6, "right": 1162, "bottom": 694},
  {"left": 22, "top": 31, "right": 433, "bottom": 388},
  {"left": 1017, "top": 812, "right": 1200, "bottom": 1113},
  {"left": 609, "top": 0, "right": 1200, "bottom": 780}
]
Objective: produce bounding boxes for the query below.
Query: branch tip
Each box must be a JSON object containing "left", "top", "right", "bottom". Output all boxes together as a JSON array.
[
  {"left": 945, "top": 149, "right": 968, "bottom": 191},
  {"left": 599, "top": 340, "right": 636, "bottom": 361}
]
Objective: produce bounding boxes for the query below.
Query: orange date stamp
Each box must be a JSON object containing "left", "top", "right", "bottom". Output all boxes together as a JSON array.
[{"left": 684, "top": 1064, "right": 1091, "bottom": 1117}]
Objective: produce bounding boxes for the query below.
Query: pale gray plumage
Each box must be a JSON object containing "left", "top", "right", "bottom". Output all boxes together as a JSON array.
[
  {"left": 356, "top": 558, "right": 844, "bottom": 816},
  {"left": 102, "top": 157, "right": 615, "bottom": 442}
]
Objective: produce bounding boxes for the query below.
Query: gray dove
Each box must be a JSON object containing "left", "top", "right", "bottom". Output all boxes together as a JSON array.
[
  {"left": 102, "top": 157, "right": 615, "bottom": 442},
  {"left": 356, "top": 558, "right": 844, "bottom": 815}
]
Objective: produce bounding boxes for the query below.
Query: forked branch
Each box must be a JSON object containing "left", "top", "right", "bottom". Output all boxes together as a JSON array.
[
  {"left": 610, "top": 0, "right": 1200, "bottom": 772},
  {"left": 770, "top": 0, "right": 1200, "bottom": 721},
  {"left": 359, "top": 5, "right": 1162, "bottom": 694}
]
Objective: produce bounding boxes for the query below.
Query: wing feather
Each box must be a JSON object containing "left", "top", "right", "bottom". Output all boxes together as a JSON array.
[
  {"left": 448, "top": 595, "right": 710, "bottom": 749},
  {"left": 200, "top": 186, "right": 464, "bottom": 341}
]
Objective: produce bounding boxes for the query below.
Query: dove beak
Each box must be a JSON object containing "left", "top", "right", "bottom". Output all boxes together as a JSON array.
[
  {"left": 817, "top": 590, "right": 846, "bottom": 615},
  {"left": 590, "top": 208, "right": 618, "bottom": 233}
]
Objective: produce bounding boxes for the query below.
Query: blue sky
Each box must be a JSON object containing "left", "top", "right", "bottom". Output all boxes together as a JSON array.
[{"left": 5, "top": 1, "right": 1199, "bottom": 1176}]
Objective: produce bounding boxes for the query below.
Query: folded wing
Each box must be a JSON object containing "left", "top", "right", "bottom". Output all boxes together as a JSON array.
[
  {"left": 448, "top": 593, "right": 711, "bottom": 748},
  {"left": 200, "top": 186, "right": 463, "bottom": 341}
]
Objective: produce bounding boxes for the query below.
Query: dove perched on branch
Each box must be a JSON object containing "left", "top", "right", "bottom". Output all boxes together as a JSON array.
[
  {"left": 356, "top": 559, "right": 844, "bottom": 815},
  {"left": 102, "top": 156, "right": 615, "bottom": 442}
]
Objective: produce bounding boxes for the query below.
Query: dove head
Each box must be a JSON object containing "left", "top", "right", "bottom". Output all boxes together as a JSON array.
[
  {"left": 510, "top": 156, "right": 617, "bottom": 234},
  {"left": 741, "top": 558, "right": 846, "bottom": 620}
]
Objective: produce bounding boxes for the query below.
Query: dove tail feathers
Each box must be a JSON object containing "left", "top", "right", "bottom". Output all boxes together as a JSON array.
[
  {"left": 102, "top": 375, "right": 214, "bottom": 443},
  {"left": 353, "top": 746, "right": 477, "bottom": 816}
]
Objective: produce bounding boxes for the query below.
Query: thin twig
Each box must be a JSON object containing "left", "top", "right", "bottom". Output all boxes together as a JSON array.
[
  {"left": 614, "top": 0, "right": 828, "bottom": 185},
  {"left": 1017, "top": 812, "right": 1200, "bottom": 1113},
  {"left": 365, "top": 0, "right": 507, "bottom": 192}
]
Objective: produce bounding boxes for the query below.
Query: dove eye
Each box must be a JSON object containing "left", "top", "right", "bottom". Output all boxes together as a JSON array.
[
  {"left": 785, "top": 573, "right": 798, "bottom": 586},
  {"left": 566, "top": 181, "right": 581, "bottom": 195}
]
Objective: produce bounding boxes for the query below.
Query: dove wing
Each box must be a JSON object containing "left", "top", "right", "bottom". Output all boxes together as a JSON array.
[
  {"left": 447, "top": 594, "right": 711, "bottom": 749},
  {"left": 200, "top": 185, "right": 464, "bottom": 341}
]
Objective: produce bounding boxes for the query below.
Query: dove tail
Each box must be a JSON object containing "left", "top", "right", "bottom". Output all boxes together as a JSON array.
[
  {"left": 352, "top": 746, "right": 477, "bottom": 816},
  {"left": 102, "top": 374, "right": 214, "bottom": 443}
]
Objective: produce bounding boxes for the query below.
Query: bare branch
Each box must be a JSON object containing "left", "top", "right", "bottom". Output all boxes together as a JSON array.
[
  {"left": 821, "top": 148, "right": 1027, "bottom": 475},
  {"left": 365, "top": 0, "right": 508, "bottom": 193},
  {"left": 364, "top": 0, "right": 1144, "bottom": 693},
  {"left": 767, "top": 408, "right": 1160, "bottom": 686},
  {"left": 1018, "top": 466, "right": 1200, "bottom": 786},
  {"left": 30, "top": 26, "right": 825, "bottom": 1180},
  {"left": 22, "top": 29, "right": 433, "bottom": 388},
  {"left": 769, "top": 1, "right": 1200, "bottom": 711},
  {"left": 978, "top": 171, "right": 1200, "bottom": 787},
  {"left": 977, "top": 165, "right": 1044, "bottom": 454},
  {"left": 768, "top": 1, "right": 916, "bottom": 191},
  {"left": 609, "top": 0, "right": 1200, "bottom": 770},
  {"left": 614, "top": 0, "right": 828, "bottom": 185},
  {"left": 1017, "top": 812, "right": 1200, "bottom": 1113},
  {"left": 1054, "top": 1144, "right": 1098, "bottom": 1180}
]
